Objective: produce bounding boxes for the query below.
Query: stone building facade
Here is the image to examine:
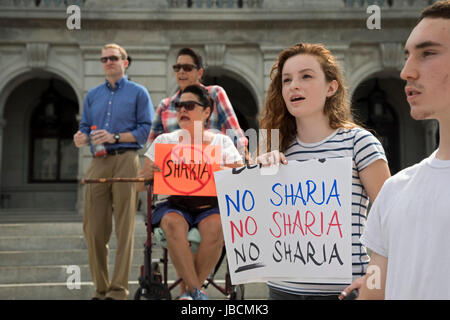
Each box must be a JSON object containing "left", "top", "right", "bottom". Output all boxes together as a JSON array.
[{"left": 0, "top": 0, "right": 439, "bottom": 221}]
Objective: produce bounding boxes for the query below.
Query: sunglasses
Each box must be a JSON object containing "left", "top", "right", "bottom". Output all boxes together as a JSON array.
[
  {"left": 100, "top": 55, "right": 121, "bottom": 63},
  {"left": 172, "top": 64, "right": 198, "bottom": 72},
  {"left": 174, "top": 100, "right": 207, "bottom": 111}
]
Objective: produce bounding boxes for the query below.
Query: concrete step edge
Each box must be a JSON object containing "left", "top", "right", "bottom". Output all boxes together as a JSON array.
[
  {"left": 0, "top": 235, "right": 148, "bottom": 251},
  {"left": 0, "top": 262, "right": 230, "bottom": 284},
  {"left": 0, "top": 218, "right": 148, "bottom": 236},
  {"left": 0, "top": 281, "right": 269, "bottom": 300}
]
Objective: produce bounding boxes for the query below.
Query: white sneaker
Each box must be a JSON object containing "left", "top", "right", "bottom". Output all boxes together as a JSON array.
[{"left": 178, "top": 292, "right": 193, "bottom": 300}]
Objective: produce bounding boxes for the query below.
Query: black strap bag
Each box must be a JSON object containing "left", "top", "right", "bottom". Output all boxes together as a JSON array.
[{"left": 168, "top": 195, "right": 219, "bottom": 214}]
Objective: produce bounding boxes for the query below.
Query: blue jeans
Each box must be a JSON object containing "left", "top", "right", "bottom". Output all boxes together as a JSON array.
[{"left": 151, "top": 200, "right": 219, "bottom": 228}]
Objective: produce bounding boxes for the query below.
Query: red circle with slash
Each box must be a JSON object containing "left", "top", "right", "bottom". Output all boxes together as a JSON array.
[{"left": 161, "top": 144, "right": 213, "bottom": 195}]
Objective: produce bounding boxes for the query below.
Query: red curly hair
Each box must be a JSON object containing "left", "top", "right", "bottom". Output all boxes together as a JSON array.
[{"left": 259, "top": 43, "right": 357, "bottom": 152}]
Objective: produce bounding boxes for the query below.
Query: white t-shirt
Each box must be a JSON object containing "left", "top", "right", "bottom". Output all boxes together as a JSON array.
[
  {"left": 145, "top": 129, "right": 242, "bottom": 165},
  {"left": 360, "top": 150, "right": 450, "bottom": 299},
  {"left": 268, "top": 127, "right": 387, "bottom": 295}
]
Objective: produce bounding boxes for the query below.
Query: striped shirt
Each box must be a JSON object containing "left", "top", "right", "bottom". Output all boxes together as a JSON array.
[
  {"left": 268, "top": 127, "right": 387, "bottom": 296},
  {"left": 148, "top": 84, "right": 248, "bottom": 152}
]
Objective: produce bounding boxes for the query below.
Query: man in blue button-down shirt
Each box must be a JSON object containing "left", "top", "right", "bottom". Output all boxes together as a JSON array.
[{"left": 73, "top": 43, "right": 154, "bottom": 300}]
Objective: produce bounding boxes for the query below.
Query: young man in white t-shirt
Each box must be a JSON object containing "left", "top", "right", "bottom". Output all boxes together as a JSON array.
[{"left": 339, "top": 1, "right": 450, "bottom": 300}]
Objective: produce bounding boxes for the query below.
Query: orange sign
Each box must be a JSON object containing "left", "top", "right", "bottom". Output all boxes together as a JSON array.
[{"left": 153, "top": 144, "right": 222, "bottom": 196}]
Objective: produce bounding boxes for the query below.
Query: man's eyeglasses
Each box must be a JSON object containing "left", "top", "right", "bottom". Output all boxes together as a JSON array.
[
  {"left": 172, "top": 64, "right": 198, "bottom": 72},
  {"left": 174, "top": 100, "right": 207, "bottom": 111},
  {"left": 100, "top": 55, "right": 121, "bottom": 63}
]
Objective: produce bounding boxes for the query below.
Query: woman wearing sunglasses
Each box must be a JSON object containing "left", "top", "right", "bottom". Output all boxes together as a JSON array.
[
  {"left": 148, "top": 47, "right": 247, "bottom": 157},
  {"left": 138, "top": 84, "right": 243, "bottom": 300}
]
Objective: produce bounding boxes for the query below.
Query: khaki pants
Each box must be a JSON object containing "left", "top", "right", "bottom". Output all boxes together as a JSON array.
[{"left": 83, "top": 151, "right": 139, "bottom": 300}]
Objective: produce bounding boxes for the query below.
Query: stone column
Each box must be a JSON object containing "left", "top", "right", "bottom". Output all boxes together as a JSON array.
[
  {"left": 260, "top": 45, "right": 284, "bottom": 99},
  {"left": 380, "top": 42, "right": 404, "bottom": 71},
  {"left": 327, "top": 44, "right": 349, "bottom": 75},
  {"left": 423, "top": 119, "right": 439, "bottom": 156},
  {"left": 204, "top": 43, "right": 226, "bottom": 68},
  {"left": 0, "top": 117, "right": 6, "bottom": 190}
]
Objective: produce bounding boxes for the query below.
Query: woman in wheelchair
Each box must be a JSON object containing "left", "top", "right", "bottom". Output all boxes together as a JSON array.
[{"left": 137, "top": 84, "right": 243, "bottom": 300}]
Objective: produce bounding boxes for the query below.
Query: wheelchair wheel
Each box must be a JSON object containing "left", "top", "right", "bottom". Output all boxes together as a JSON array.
[
  {"left": 150, "top": 262, "right": 162, "bottom": 282},
  {"left": 229, "top": 284, "right": 245, "bottom": 300},
  {"left": 134, "top": 262, "right": 171, "bottom": 300},
  {"left": 134, "top": 281, "right": 171, "bottom": 300},
  {"left": 134, "top": 287, "right": 145, "bottom": 300}
]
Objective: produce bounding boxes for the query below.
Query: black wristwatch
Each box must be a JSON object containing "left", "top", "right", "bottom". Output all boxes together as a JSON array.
[{"left": 114, "top": 133, "right": 120, "bottom": 144}]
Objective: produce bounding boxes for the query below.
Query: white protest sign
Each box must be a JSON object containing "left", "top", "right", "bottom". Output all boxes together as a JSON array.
[{"left": 214, "top": 157, "right": 353, "bottom": 285}]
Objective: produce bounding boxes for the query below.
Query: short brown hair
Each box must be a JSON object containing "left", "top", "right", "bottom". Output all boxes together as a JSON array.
[
  {"left": 419, "top": 0, "right": 450, "bottom": 21},
  {"left": 102, "top": 43, "right": 128, "bottom": 60},
  {"left": 177, "top": 47, "right": 203, "bottom": 69}
]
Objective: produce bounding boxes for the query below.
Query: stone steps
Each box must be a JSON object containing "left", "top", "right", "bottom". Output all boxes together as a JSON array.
[
  {"left": 0, "top": 281, "right": 266, "bottom": 300},
  {"left": 0, "top": 248, "right": 145, "bottom": 267},
  {"left": 0, "top": 220, "right": 268, "bottom": 300},
  {"left": 0, "top": 234, "right": 148, "bottom": 251},
  {"left": 0, "top": 210, "right": 82, "bottom": 223}
]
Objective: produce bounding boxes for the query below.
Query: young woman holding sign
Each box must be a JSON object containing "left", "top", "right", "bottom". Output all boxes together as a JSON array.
[
  {"left": 257, "top": 43, "right": 391, "bottom": 300},
  {"left": 138, "top": 84, "right": 243, "bottom": 300}
]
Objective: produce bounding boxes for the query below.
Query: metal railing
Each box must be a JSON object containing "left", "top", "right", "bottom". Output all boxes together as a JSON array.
[
  {"left": 167, "top": 0, "right": 263, "bottom": 9},
  {"left": 1, "top": 0, "right": 437, "bottom": 10},
  {"left": 344, "top": 0, "right": 437, "bottom": 8},
  {"left": 0, "top": 0, "right": 85, "bottom": 7}
]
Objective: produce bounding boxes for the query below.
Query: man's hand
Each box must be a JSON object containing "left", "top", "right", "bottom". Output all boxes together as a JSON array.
[
  {"left": 73, "top": 130, "right": 89, "bottom": 148},
  {"left": 90, "top": 129, "right": 115, "bottom": 145},
  {"left": 339, "top": 252, "right": 387, "bottom": 300}
]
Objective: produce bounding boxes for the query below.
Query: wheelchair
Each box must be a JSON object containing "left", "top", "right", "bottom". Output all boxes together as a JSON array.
[{"left": 134, "top": 183, "right": 245, "bottom": 300}]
